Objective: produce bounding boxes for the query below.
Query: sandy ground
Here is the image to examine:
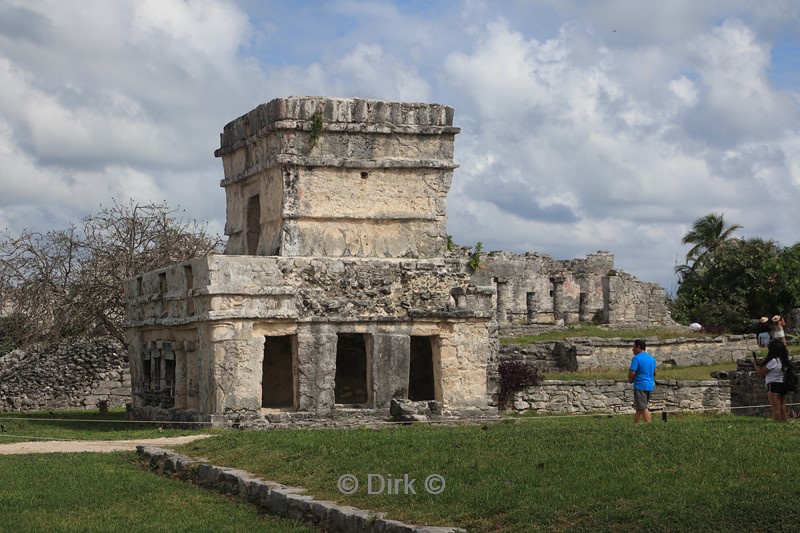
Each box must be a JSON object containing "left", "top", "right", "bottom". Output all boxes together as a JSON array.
[{"left": 0, "top": 434, "right": 214, "bottom": 455}]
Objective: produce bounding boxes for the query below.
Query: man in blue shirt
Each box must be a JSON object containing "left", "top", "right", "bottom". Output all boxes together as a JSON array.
[{"left": 628, "top": 339, "right": 657, "bottom": 424}]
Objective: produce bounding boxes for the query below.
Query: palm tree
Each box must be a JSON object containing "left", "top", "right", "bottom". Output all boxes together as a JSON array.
[{"left": 681, "top": 213, "right": 742, "bottom": 269}]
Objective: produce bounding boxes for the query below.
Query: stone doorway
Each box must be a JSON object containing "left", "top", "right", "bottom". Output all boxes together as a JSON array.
[
  {"left": 335, "top": 333, "right": 369, "bottom": 405},
  {"left": 409, "top": 336, "right": 437, "bottom": 401},
  {"left": 262, "top": 335, "right": 295, "bottom": 408}
]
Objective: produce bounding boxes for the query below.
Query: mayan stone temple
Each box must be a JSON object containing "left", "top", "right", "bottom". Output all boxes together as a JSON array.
[{"left": 123, "top": 97, "right": 497, "bottom": 427}]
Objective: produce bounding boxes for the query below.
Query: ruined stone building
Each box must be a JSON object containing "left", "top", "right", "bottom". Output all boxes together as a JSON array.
[
  {"left": 123, "top": 96, "right": 672, "bottom": 426},
  {"left": 124, "top": 97, "right": 496, "bottom": 426},
  {"left": 466, "top": 251, "right": 673, "bottom": 329}
]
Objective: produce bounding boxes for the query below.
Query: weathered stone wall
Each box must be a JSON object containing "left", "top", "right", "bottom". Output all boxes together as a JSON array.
[
  {"left": 0, "top": 337, "right": 130, "bottom": 412},
  {"left": 216, "top": 97, "right": 458, "bottom": 259},
  {"left": 455, "top": 250, "right": 674, "bottom": 328},
  {"left": 125, "top": 255, "right": 493, "bottom": 325},
  {"left": 603, "top": 271, "right": 672, "bottom": 328},
  {"left": 124, "top": 254, "right": 495, "bottom": 420},
  {"left": 462, "top": 250, "right": 612, "bottom": 326},
  {"left": 508, "top": 379, "right": 730, "bottom": 415},
  {"left": 497, "top": 335, "right": 758, "bottom": 374}
]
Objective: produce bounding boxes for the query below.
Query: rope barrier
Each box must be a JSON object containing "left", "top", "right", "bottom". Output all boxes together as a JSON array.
[
  {"left": 0, "top": 416, "right": 212, "bottom": 425},
  {"left": 2, "top": 399, "right": 798, "bottom": 435}
]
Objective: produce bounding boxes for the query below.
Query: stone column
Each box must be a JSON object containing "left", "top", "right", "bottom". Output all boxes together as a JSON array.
[
  {"left": 526, "top": 291, "right": 536, "bottom": 323},
  {"left": 550, "top": 276, "right": 565, "bottom": 325},
  {"left": 296, "top": 330, "right": 337, "bottom": 413},
  {"left": 370, "top": 333, "right": 411, "bottom": 407},
  {"left": 495, "top": 279, "right": 509, "bottom": 324}
]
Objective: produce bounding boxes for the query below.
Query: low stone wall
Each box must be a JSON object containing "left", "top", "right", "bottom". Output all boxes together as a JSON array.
[
  {"left": 139, "top": 444, "right": 464, "bottom": 533},
  {"left": 510, "top": 379, "right": 730, "bottom": 415},
  {"left": 499, "top": 335, "right": 758, "bottom": 373},
  {"left": 566, "top": 335, "right": 758, "bottom": 370},
  {"left": 0, "top": 337, "right": 131, "bottom": 412},
  {"left": 725, "top": 359, "right": 800, "bottom": 417}
]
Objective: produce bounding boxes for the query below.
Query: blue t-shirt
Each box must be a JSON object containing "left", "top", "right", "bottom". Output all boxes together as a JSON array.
[{"left": 630, "top": 351, "right": 656, "bottom": 391}]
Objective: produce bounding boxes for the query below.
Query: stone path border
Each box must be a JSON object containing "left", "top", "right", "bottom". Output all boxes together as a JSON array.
[{"left": 138, "top": 445, "right": 465, "bottom": 533}]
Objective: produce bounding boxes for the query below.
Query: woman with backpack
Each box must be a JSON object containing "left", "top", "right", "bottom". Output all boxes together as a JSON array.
[{"left": 753, "top": 339, "right": 791, "bottom": 422}]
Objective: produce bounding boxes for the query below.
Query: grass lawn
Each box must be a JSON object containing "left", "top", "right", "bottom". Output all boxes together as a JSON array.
[
  {"left": 0, "top": 410, "right": 310, "bottom": 532},
  {"left": 0, "top": 451, "right": 314, "bottom": 532},
  {"left": 172, "top": 414, "right": 800, "bottom": 532},
  {"left": 2, "top": 410, "right": 800, "bottom": 531}
]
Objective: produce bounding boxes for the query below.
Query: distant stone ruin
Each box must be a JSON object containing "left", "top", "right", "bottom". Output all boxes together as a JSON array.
[
  {"left": 463, "top": 250, "right": 674, "bottom": 330},
  {"left": 122, "top": 96, "right": 674, "bottom": 427}
]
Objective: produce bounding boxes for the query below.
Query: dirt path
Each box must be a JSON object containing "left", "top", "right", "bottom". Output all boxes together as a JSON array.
[{"left": 0, "top": 434, "right": 214, "bottom": 455}]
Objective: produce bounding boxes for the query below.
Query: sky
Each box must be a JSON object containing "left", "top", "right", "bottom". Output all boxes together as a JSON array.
[{"left": 1, "top": 0, "right": 799, "bottom": 294}]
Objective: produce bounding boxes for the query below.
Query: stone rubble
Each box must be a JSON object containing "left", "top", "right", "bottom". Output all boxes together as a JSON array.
[{"left": 0, "top": 337, "right": 130, "bottom": 412}]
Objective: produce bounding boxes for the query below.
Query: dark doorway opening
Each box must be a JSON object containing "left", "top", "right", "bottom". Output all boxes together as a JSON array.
[
  {"left": 246, "top": 194, "right": 261, "bottom": 255},
  {"left": 262, "top": 335, "right": 295, "bottom": 408},
  {"left": 335, "top": 333, "right": 368, "bottom": 404},
  {"left": 409, "top": 336, "right": 435, "bottom": 401}
]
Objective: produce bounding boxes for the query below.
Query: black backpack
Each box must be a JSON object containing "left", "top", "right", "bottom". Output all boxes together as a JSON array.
[{"left": 784, "top": 363, "right": 799, "bottom": 393}]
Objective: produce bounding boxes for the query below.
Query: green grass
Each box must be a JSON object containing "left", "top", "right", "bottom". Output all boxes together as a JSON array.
[
  {"left": 4, "top": 410, "right": 800, "bottom": 531},
  {"left": 0, "top": 452, "right": 313, "bottom": 532},
  {"left": 0, "top": 408, "right": 208, "bottom": 442},
  {"left": 544, "top": 361, "right": 736, "bottom": 381},
  {"left": 173, "top": 415, "right": 800, "bottom": 532}
]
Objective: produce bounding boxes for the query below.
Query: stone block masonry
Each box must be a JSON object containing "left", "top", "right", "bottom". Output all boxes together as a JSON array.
[
  {"left": 497, "top": 334, "right": 758, "bottom": 374},
  {"left": 510, "top": 379, "right": 730, "bottom": 415},
  {"left": 0, "top": 338, "right": 130, "bottom": 412},
  {"left": 725, "top": 358, "right": 800, "bottom": 417},
  {"left": 216, "top": 97, "right": 459, "bottom": 260},
  {"left": 463, "top": 250, "right": 675, "bottom": 329}
]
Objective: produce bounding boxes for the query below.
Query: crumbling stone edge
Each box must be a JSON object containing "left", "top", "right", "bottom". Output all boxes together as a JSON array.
[{"left": 137, "top": 445, "right": 465, "bottom": 533}]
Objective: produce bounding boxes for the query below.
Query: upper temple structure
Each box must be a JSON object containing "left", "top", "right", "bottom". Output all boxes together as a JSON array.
[{"left": 123, "top": 96, "right": 673, "bottom": 427}]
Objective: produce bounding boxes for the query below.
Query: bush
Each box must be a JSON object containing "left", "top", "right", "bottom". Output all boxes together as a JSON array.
[{"left": 497, "top": 360, "right": 541, "bottom": 408}]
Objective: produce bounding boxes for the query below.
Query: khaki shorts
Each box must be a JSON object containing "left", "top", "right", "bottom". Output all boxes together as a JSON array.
[{"left": 633, "top": 389, "right": 652, "bottom": 411}]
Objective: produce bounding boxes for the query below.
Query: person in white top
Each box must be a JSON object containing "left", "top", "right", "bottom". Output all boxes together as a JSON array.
[
  {"left": 771, "top": 315, "right": 786, "bottom": 345},
  {"left": 754, "top": 339, "right": 790, "bottom": 422}
]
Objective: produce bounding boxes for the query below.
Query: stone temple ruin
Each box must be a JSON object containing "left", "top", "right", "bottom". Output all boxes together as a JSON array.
[{"left": 123, "top": 96, "right": 672, "bottom": 427}]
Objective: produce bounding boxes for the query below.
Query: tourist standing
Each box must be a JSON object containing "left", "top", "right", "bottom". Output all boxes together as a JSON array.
[
  {"left": 757, "top": 317, "right": 771, "bottom": 348},
  {"left": 753, "top": 339, "right": 790, "bottom": 422},
  {"left": 772, "top": 315, "right": 787, "bottom": 345},
  {"left": 628, "top": 339, "right": 657, "bottom": 424}
]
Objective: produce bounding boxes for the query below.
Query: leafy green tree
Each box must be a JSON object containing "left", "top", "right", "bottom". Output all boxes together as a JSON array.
[
  {"left": 680, "top": 213, "right": 742, "bottom": 270},
  {"left": 762, "top": 242, "right": 800, "bottom": 313},
  {"left": 671, "top": 238, "right": 781, "bottom": 331}
]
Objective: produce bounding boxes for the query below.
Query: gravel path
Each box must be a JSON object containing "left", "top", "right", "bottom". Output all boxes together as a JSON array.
[{"left": 0, "top": 434, "right": 213, "bottom": 455}]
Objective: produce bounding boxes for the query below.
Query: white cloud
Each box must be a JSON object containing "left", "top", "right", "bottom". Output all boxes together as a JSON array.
[
  {"left": 0, "top": 0, "right": 798, "bottom": 294},
  {"left": 333, "top": 43, "right": 431, "bottom": 101},
  {"left": 669, "top": 76, "right": 699, "bottom": 107},
  {"left": 684, "top": 19, "right": 797, "bottom": 142}
]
